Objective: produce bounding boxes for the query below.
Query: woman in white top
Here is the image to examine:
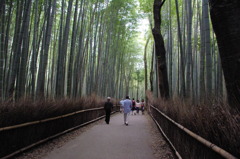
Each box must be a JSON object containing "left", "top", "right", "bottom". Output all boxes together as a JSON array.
[{"left": 136, "top": 99, "right": 141, "bottom": 114}]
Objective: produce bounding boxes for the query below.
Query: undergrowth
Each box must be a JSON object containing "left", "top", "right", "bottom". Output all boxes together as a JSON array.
[
  {"left": 147, "top": 91, "right": 240, "bottom": 157},
  {"left": 0, "top": 95, "right": 115, "bottom": 127}
]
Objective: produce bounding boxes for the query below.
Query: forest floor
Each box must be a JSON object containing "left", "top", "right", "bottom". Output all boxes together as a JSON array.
[{"left": 15, "top": 113, "right": 175, "bottom": 159}]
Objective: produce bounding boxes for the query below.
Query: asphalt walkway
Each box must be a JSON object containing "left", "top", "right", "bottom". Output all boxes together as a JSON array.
[{"left": 42, "top": 113, "right": 157, "bottom": 159}]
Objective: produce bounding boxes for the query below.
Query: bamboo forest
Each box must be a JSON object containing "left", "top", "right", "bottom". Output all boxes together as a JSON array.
[{"left": 0, "top": 0, "right": 240, "bottom": 159}]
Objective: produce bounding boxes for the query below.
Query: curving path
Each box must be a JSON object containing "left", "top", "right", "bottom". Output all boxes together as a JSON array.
[{"left": 41, "top": 113, "right": 173, "bottom": 159}]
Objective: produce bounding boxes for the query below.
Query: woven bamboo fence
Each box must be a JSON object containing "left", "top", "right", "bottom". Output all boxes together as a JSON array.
[
  {"left": 149, "top": 105, "right": 238, "bottom": 159},
  {"left": 0, "top": 106, "right": 119, "bottom": 159}
]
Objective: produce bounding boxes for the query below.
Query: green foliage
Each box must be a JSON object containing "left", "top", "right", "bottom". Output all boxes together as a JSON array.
[
  {"left": 138, "top": 0, "right": 154, "bottom": 13},
  {"left": 1, "top": 0, "right": 152, "bottom": 99}
]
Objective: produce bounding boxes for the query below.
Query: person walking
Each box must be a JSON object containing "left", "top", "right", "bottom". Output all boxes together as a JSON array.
[
  {"left": 141, "top": 99, "right": 145, "bottom": 115},
  {"left": 122, "top": 96, "right": 132, "bottom": 126},
  {"left": 131, "top": 98, "right": 136, "bottom": 115},
  {"left": 119, "top": 98, "right": 124, "bottom": 113},
  {"left": 104, "top": 97, "right": 113, "bottom": 124},
  {"left": 136, "top": 99, "right": 141, "bottom": 114}
]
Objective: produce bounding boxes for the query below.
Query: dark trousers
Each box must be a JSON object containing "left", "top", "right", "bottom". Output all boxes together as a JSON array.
[
  {"left": 105, "top": 110, "right": 111, "bottom": 124},
  {"left": 136, "top": 107, "right": 139, "bottom": 113}
]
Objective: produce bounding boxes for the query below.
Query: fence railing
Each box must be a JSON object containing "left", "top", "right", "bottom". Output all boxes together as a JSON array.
[
  {"left": 149, "top": 105, "right": 238, "bottom": 159},
  {"left": 0, "top": 106, "right": 120, "bottom": 159}
]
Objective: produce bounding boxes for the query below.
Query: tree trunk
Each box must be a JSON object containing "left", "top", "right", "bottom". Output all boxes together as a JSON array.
[
  {"left": 203, "top": 0, "right": 212, "bottom": 96},
  {"left": 144, "top": 37, "right": 150, "bottom": 96},
  {"left": 56, "top": 0, "right": 73, "bottom": 97},
  {"left": 3, "top": 1, "right": 13, "bottom": 99},
  {"left": 67, "top": 0, "right": 79, "bottom": 97},
  {"left": 186, "top": 0, "right": 193, "bottom": 98},
  {"left": 175, "top": 0, "right": 186, "bottom": 97},
  {"left": 209, "top": 0, "right": 240, "bottom": 111},
  {"left": 31, "top": 0, "right": 39, "bottom": 99},
  {"left": 167, "top": 0, "right": 173, "bottom": 97},
  {"left": 199, "top": 5, "right": 205, "bottom": 102},
  {"left": 16, "top": 0, "right": 32, "bottom": 99},
  {"left": 152, "top": 0, "right": 169, "bottom": 99},
  {"left": 0, "top": 0, "right": 5, "bottom": 99},
  {"left": 8, "top": 0, "right": 24, "bottom": 99},
  {"left": 55, "top": 0, "right": 65, "bottom": 97},
  {"left": 36, "top": 0, "right": 57, "bottom": 97},
  {"left": 150, "top": 44, "right": 154, "bottom": 92}
]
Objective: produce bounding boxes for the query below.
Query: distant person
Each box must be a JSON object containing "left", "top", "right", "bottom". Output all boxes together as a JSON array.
[
  {"left": 104, "top": 97, "right": 113, "bottom": 124},
  {"left": 131, "top": 98, "right": 136, "bottom": 115},
  {"left": 141, "top": 99, "right": 145, "bottom": 115},
  {"left": 119, "top": 98, "right": 124, "bottom": 113},
  {"left": 122, "top": 96, "right": 132, "bottom": 126},
  {"left": 136, "top": 99, "right": 141, "bottom": 114}
]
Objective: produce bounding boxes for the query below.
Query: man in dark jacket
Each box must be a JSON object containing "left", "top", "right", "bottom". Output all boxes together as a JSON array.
[{"left": 104, "top": 97, "right": 113, "bottom": 124}]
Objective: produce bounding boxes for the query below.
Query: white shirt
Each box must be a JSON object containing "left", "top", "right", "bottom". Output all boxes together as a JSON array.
[{"left": 136, "top": 102, "right": 141, "bottom": 108}]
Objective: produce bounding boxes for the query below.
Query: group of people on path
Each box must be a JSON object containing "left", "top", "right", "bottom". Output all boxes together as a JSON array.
[
  {"left": 120, "top": 96, "right": 145, "bottom": 126},
  {"left": 129, "top": 98, "right": 145, "bottom": 115},
  {"left": 104, "top": 96, "right": 145, "bottom": 126}
]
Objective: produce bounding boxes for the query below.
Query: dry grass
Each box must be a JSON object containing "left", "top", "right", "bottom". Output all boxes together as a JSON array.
[
  {"left": 0, "top": 94, "right": 120, "bottom": 158},
  {"left": 0, "top": 94, "right": 110, "bottom": 128},
  {"left": 147, "top": 91, "right": 240, "bottom": 157}
]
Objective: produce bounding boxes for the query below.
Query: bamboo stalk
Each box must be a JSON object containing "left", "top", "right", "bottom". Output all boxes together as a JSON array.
[{"left": 150, "top": 105, "right": 238, "bottom": 159}]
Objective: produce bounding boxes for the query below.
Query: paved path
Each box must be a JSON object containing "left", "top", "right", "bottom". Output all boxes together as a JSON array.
[{"left": 42, "top": 113, "right": 157, "bottom": 159}]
